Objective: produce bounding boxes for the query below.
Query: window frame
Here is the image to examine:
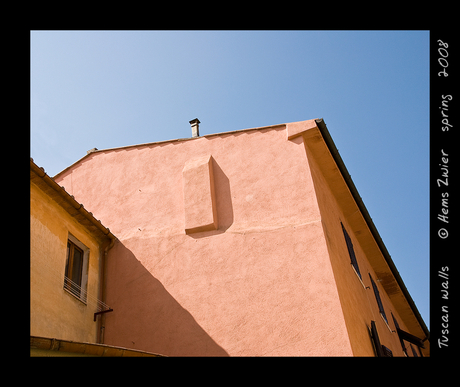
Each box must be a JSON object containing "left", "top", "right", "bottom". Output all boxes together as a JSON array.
[
  {"left": 65, "top": 240, "right": 84, "bottom": 294},
  {"left": 64, "top": 234, "right": 89, "bottom": 304}
]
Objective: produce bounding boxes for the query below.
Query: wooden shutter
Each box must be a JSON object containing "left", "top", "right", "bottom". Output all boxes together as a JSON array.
[
  {"left": 370, "top": 320, "right": 384, "bottom": 357},
  {"left": 370, "top": 321, "right": 393, "bottom": 357},
  {"left": 392, "top": 313, "right": 408, "bottom": 355},
  {"left": 369, "top": 273, "right": 387, "bottom": 323},
  {"left": 381, "top": 345, "right": 393, "bottom": 357},
  {"left": 341, "top": 223, "right": 361, "bottom": 279}
]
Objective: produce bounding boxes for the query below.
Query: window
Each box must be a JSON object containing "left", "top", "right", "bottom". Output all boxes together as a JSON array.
[
  {"left": 369, "top": 273, "right": 387, "bottom": 324},
  {"left": 369, "top": 320, "right": 393, "bottom": 357},
  {"left": 64, "top": 235, "right": 89, "bottom": 303},
  {"left": 341, "top": 223, "right": 361, "bottom": 279},
  {"left": 391, "top": 312, "right": 425, "bottom": 356},
  {"left": 392, "top": 313, "right": 408, "bottom": 356}
]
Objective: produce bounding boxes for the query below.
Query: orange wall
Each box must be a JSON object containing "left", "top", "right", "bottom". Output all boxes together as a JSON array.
[
  {"left": 55, "top": 127, "right": 353, "bottom": 356},
  {"left": 304, "top": 138, "right": 421, "bottom": 357}
]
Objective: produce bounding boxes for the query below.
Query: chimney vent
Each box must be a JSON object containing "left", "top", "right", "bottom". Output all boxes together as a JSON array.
[{"left": 189, "top": 118, "right": 200, "bottom": 137}]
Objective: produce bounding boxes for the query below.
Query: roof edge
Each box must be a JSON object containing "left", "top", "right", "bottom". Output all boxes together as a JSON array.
[
  {"left": 53, "top": 123, "right": 287, "bottom": 179},
  {"left": 30, "top": 158, "right": 117, "bottom": 243},
  {"left": 314, "top": 118, "right": 429, "bottom": 340}
]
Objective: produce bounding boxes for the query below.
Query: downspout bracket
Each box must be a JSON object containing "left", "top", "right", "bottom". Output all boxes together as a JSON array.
[{"left": 94, "top": 308, "right": 113, "bottom": 322}]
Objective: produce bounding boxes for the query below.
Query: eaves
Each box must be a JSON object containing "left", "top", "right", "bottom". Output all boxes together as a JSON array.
[
  {"left": 314, "top": 118, "right": 430, "bottom": 343},
  {"left": 30, "top": 158, "right": 116, "bottom": 244}
]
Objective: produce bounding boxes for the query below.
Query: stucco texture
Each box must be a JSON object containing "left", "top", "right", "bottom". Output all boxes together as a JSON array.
[
  {"left": 30, "top": 182, "right": 102, "bottom": 343},
  {"left": 54, "top": 125, "right": 353, "bottom": 356},
  {"left": 301, "top": 127, "right": 426, "bottom": 356}
]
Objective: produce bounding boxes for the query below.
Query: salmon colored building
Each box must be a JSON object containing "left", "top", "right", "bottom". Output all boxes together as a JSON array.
[
  {"left": 30, "top": 159, "right": 164, "bottom": 356},
  {"left": 49, "top": 118, "right": 429, "bottom": 356}
]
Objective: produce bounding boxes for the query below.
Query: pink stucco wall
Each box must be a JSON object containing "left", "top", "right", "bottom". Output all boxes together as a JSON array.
[{"left": 55, "top": 124, "right": 352, "bottom": 356}]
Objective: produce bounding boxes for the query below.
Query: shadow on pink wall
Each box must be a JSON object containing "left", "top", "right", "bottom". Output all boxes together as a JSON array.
[
  {"left": 103, "top": 240, "right": 229, "bottom": 356},
  {"left": 186, "top": 157, "right": 234, "bottom": 239}
]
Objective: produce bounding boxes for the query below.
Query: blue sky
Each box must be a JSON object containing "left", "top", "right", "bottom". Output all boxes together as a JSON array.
[{"left": 30, "top": 30, "right": 430, "bottom": 328}]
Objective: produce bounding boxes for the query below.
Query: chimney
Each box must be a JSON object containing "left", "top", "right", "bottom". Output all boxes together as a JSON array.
[{"left": 189, "top": 118, "right": 200, "bottom": 137}]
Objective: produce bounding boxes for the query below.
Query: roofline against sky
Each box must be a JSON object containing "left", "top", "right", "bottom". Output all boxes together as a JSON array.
[
  {"left": 315, "top": 118, "right": 429, "bottom": 341},
  {"left": 31, "top": 158, "right": 116, "bottom": 243},
  {"left": 52, "top": 122, "right": 287, "bottom": 180},
  {"left": 50, "top": 118, "right": 429, "bottom": 340}
]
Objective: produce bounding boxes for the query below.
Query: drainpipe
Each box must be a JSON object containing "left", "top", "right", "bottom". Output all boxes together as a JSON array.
[{"left": 97, "top": 235, "right": 116, "bottom": 344}]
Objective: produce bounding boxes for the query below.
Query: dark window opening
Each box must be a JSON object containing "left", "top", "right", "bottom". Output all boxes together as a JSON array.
[
  {"left": 341, "top": 223, "right": 361, "bottom": 279},
  {"left": 370, "top": 320, "right": 393, "bottom": 357},
  {"left": 369, "top": 273, "right": 388, "bottom": 324},
  {"left": 64, "top": 240, "right": 84, "bottom": 299}
]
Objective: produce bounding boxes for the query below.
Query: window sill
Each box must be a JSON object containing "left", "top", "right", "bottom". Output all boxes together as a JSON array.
[
  {"left": 380, "top": 313, "right": 393, "bottom": 333},
  {"left": 63, "top": 286, "right": 87, "bottom": 306},
  {"left": 351, "top": 264, "right": 367, "bottom": 290}
]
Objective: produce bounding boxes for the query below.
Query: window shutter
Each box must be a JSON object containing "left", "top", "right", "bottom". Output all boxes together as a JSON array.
[
  {"left": 341, "top": 223, "right": 361, "bottom": 279},
  {"left": 381, "top": 345, "right": 393, "bottom": 357},
  {"left": 369, "top": 274, "right": 387, "bottom": 323},
  {"left": 392, "top": 313, "right": 408, "bottom": 355},
  {"left": 370, "top": 320, "right": 384, "bottom": 357},
  {"left": 396, "top": 328, "right": 425, "bottom": 349},
  {"left": 370, "top": 321, "right": 393, "bottom": 357}
]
